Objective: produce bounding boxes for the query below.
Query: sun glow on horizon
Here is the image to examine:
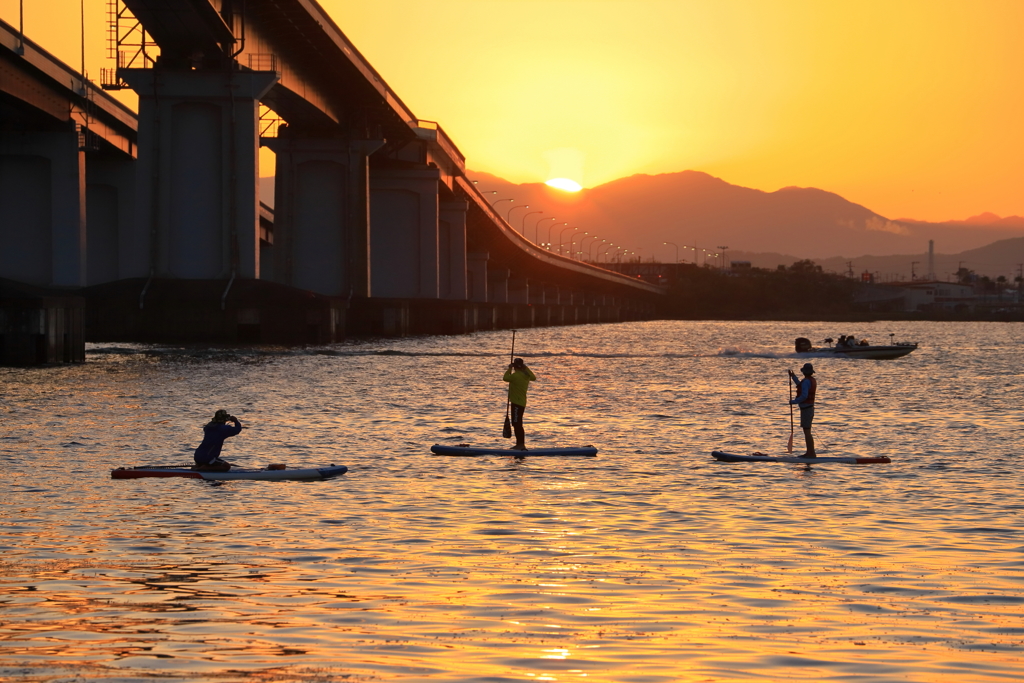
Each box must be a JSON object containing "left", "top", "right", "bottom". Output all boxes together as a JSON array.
[
  {"left": 8, "top": 0, "right": 1024, "bottom": 220},
  {"left": 545, "top": 178, "right": 583, "bottom": 192}
]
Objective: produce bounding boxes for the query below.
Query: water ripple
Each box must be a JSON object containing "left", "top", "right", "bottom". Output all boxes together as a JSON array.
[{"left": 1, "top": 321, "right": 1023, "bottom": 681}]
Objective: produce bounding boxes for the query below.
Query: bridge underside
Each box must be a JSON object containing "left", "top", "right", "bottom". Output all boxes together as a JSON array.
[
  {"left": 0, "top": 5, "right": 664, "bottom": 362},
  {"left": 83, "top": 277, "right": 657, "bottom": 344}
]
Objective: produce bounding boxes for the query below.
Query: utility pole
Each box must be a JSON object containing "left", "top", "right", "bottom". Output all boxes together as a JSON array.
[
  {"left": 16, "top": 0, "right": 25, "bottom": 54},
  {"left": 846, "top": 261, "right": 854, "bottom": 278},
  {"left": 911, "top": 261, "right": 919, "bottom": 280}
]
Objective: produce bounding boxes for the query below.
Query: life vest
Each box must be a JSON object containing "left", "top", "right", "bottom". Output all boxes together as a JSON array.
[{"left": 801, "top": 377, "right": 817, "bottom": 406}]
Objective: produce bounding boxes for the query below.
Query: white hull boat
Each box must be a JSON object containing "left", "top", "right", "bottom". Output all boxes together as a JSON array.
[{"left": 794, "top": 335, "right": 918, "bottom": 359}]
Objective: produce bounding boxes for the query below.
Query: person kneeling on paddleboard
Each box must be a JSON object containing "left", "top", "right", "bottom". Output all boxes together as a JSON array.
[
  {"left": 788, "top": 363, "right": 817, "bottom": 457},
  {"left": 193, "top": 409, "right": 242, "bottom": 471},
  {"left": 502, "top": 358, "right": 537, "bottom": 451}
]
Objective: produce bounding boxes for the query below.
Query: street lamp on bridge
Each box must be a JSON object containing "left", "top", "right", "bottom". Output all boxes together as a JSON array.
[
  {"left": 535, "top": 216, "right": 557, "bottom": 245},
  {"left": 491, "top": 198, "right": 514, "bottom": 214},
  {"left": 717, "top": 246, "right": 729, "bottom": 269},
  {"left": 590, "top": 239, "right": 607, "bottom": 262},
  {"left": 520, "top": 210, "right": 542, "bottom": 236},
  {"left": 558, "top": 225, "right": 577, "bottom": 255},
  {"left": 507, "top": 204, "right": 529, "bottom": 224},
  {"left": 546, "top": 221, "right": 567, "bottom": 250},
  {"left": 568, "top": 230, "right": 588, "bottom": 259},
  {"left": 579, "top": 234, "right": 598, "bottom": 261},
  {"left": 471, "top": 181, "right": 498, "bottom": 198},
  {"left": 663, "top": 241, "right": 679, "bottom": 263}
]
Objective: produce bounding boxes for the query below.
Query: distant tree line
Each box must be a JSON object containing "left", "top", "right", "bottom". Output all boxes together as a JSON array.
[
  {"left": 665, "top": 260, "right": 861, "bottom": 319},
  {"left": 955, "top": 266, "right": 1021, "bottom": 292}
]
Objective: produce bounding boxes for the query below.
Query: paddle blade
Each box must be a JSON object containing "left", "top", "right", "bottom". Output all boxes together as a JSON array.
[
  {"left": 787, "top": 432, "right": 794, "bottom": 454},
  {"left": 503, "top": 415, "right": 512, "bottom": 439}
]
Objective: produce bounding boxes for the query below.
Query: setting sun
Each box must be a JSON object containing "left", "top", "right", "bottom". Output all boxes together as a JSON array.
[{"left": 545, "top": 178, "right": 583, "bottom": 193}]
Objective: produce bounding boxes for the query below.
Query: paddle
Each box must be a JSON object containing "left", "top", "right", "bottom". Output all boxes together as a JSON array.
[
  {"left": 502, "top": 330, "right": 516, "bottom": 438},
  {"left": 787, "top": 370, "right": 794, "bottom": 453}
]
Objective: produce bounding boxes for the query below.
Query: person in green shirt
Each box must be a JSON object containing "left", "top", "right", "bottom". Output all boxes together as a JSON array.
[{"left": 502, "top": 357, "right": 537, "bottom": 450}]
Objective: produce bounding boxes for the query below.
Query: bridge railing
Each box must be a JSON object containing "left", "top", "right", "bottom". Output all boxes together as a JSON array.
[
  {"left": 411, "top": 120, "right": 466, "bottom": 169},
  {"left": 101, "top": 0, "right": 157, "bottom": 91},
  {"left": 247, "top": 53, "right": 279, "bottom": 74}
]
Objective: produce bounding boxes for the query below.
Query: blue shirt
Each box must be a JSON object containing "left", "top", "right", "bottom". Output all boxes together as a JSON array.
[
  {"left": 194, "top": 420, "right": 242, "bottom": 464},
  {"left": 790, "top": 376, "right": 817, "bottom": 408}
]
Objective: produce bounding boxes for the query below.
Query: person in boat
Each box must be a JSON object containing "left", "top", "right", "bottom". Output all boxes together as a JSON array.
[
  {"left": 502, "top": 358, "right": 537, "bottom": 451},
  {"left": 837, "top": 335, "right": 848, "bottom": 348},
  {"left": 788, "top": 363, "right": 817, "bottom": 458},
  {"left": 193, "top": 409, "right": 242, "bottom": 471}
]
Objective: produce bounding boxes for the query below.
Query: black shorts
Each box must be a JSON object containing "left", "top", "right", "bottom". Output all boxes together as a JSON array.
[
  {"left": 799, "top": 405, "right": 814, "bottom": 429},
  {"left": 510, "top": 403, "right": 526, "bottom": 426}
]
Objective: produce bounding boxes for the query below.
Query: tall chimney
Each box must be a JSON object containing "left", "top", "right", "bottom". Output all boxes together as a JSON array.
[{"left": 927, "top": 240, "right": 935, "bottom": 280}]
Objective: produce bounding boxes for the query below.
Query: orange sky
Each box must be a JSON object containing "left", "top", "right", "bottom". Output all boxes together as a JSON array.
[{"left": 4, "top": 0, "right": 1023, "bottom": 222}]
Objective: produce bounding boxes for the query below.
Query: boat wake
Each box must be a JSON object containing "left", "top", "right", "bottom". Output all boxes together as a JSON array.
[{"left": 85, "top": 343, "right": 814, "bottom": 362}]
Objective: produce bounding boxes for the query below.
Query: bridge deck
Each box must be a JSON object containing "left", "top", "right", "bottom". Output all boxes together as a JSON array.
[{"left": 0, "top": 17, "right": 137, "bottom": 156}]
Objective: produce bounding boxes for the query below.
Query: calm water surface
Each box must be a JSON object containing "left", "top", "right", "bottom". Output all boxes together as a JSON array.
[{"left": 1, "top": 320, "right": 1022, "bottom": 682}]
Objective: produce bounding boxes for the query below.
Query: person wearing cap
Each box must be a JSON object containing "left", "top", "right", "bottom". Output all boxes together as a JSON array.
[
  {"left": 502, "top": 358, "right": 537, "bottom": 451},
  {"left": 193, "top": 410, "right": 243, "bottom": 471},
  {"left": 788, "top": 363, "right": 817, "bottom": 457}
]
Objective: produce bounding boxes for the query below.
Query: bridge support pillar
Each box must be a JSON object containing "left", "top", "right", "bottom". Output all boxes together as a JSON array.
[
  {"left": 120, "top": 69, "right": 278, "bottom": 280},
  {"left": 369, "top": 167, "right": 441, "bottom": 298},
  {"left": 468, "top": 252, "right": 489, "bottom": 302},
  {"left": 439, "top": 201, "right": 468, "bottom": 300},
  {"left": 488, "top": 267, "right": 509, "bottom": 303},
  {"left": 529, "top": 283, "right": 546, "bottom": 305},
  {"left": 509, "top": 276, "right": 529, "bottom": 305},
  {"left": 86, "top": 152, "right": 136, "bottom": 285},
  {"left": 0, "top": 124, "right": 86, "bottom": 287},
  {"left": 264, "top": 134, "right": 383, "bottom": 296}
]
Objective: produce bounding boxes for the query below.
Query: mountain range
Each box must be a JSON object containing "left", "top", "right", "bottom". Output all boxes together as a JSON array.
[
  {"left": 259, "top": 171, "right": 1024, "bottom": 280},
  {"left": 466, "top": 170, "right": 1024, "bottom": 280}
]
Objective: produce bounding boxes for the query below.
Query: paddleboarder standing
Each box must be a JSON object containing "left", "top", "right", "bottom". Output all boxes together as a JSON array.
[
  {"left": 502, "top": 358, "right": 536, "bottom": 451},
  {"left": 788, "top": 363, "right": 817, "bottom": 457},
  {"left": 193, "top": 409, "right": 242, "bottom": 471}
]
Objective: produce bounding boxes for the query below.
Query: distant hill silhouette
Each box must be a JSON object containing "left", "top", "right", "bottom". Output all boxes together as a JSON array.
[
  {"left": 810, "top": 236, "right": 1024, "bottom": 281},
  {"left": 469, "top": 170, "right": 1024, "bottom": 271},
  {"left": 261, "top": 170, "right": 1022, "bottom": 279},
  {"left": 905, "top": 212, "right": 1024, "bottom": 228},
  {"left": 719, "top": 237, "right": 1024, "bottom": 281}
]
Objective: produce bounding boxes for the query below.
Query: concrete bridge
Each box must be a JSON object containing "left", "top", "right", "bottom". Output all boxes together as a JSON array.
[
  {"left": 0, "top": 1, "right": 663, "bottom": 358},
  {"left": 0, "top": 17, "right": 137, "bottom": 363}
]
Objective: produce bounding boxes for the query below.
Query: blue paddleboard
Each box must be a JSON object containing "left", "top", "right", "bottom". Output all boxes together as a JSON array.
[{"left": 712, "top": 450, "right": 890, "bottom": 464}]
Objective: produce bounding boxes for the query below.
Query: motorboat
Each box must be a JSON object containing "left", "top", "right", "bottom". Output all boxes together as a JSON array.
[{"left": 794, "top": 334, "right": 918, "bottom": 359}]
